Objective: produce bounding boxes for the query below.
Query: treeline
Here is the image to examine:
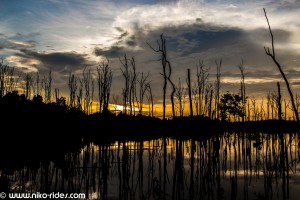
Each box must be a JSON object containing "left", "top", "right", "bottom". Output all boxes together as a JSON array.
[{"left": 1, "top": 88, "right": 300, "bottom": 173}]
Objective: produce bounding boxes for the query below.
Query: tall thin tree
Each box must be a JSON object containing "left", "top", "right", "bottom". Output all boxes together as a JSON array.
[
  {"left": 238, "top": 60, "right": 246, "bottom": 122},
  {"left": 215, "top": 59, "right": 222, "bottom": 119},
  {"left": 148, "top": 33, "right": 176, "bottom": 119},
  {"left": 187, "top": 69, "right": 193, "bottom": 116},
  {"left": 263, "top": 8, "right": 299, "bottom": 122},
  {"left": 120, "top": 54, "right": 130, "bottom": 114}
]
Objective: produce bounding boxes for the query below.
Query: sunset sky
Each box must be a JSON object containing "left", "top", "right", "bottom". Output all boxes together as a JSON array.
[{"left": 1, "top": 0, "right": 300, "bottom": 111}]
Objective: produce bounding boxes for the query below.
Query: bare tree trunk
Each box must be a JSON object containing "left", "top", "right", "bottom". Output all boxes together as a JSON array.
[
  {"left": 83, "top": 67, "right": 92, "bottom": 114},
  {"left": 77, "top": 79, "right": 83, "bottom": 110},
  {"left": 43, "top": 69, "right": 52, "bottom": 103},
  {"left": 215, "top": 59, "right": 222, "bottom": 119},
  {"left": 120, "top": 54, "right": 130, "bottom": 114},
  {"left": 277, "top": 82, "right": 282, "bottom": 120},
  {"left": 147, "top": 83, "right": 154, "bottom": 117},
  {"left": 24, "top": 73, "right": 32, "bottom": 99},
  {"left": 209, "top": 89, "right": 213, "bottom": 119},
  {"left": 196, "top": 60, "right": 209, "bottom": 116},
  {"left": 238, "top": 60, "right": 246, "bottom": 122},
  {"left": 68, "top": 72, "right": 77, "bottom": 108},
  {"left": 113, "top": 94, "right": 119, "bottom": 113},
  {"left": 137, "top": 72, "right": 150, "bottom": 115},
  {"left": 97, "top": 59, "right": 113, "bottom": 113},
  {"left": 148, "top": 34, "right": 176, "bottom": 119},
  {"left": 187, "top": 68, "right": 193, "bottom": 117},
  {"left": 263, "top": 8, "right": 299, "bottom": 122},
  {"left": 34, "top": 72, "right": 42, "bottom": 97},
  {"left": 175, "top": 78, "right": 186, "bottom": 117},
  {"left": 267, "top": 92, "right": 271, "bottom": 120},
  {"left": 130, "top": 57, "right": 137, "bottom": 116},
  {"left": 0, "top": 60, "right": 18, "bottom": 97}
]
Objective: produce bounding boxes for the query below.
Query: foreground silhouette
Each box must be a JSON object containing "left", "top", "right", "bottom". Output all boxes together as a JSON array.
[{"left": 0, "top": 91, "right": 299, "bottom": 174}]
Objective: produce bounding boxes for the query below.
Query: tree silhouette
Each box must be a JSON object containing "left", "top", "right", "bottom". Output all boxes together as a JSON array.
[
  {"left": 97, "top": 58, "right": 113, "bottom": 113},
  {"left": 263, "top": 8, "right": 299, "bottom": 122},
  {"left": 148, "top": 34, "right": 176, "bottom": 119},
  {"left": 219, "top": 92, "right": 246, "bottom": 121}
]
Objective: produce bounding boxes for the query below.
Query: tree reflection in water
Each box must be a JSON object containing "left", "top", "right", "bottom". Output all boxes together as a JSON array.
[{"left": 3, "top": 132, "right": 300, "bottom": 200}]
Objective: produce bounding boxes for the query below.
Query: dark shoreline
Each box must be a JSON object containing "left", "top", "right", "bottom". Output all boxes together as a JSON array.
[{"left": 1, "top": 91, "right": 299, "bottom": 173}]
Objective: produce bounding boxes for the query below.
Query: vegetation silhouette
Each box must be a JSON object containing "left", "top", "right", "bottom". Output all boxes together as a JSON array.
[{"left": 0, "top": 90, "right": 298, "bottom": 174}]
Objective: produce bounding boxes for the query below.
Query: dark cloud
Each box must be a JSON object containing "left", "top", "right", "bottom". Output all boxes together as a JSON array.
[
  {"left": 249, "top": 28, "right": 291, "bottom": 45},
  {"left": 0, "top": 32, "right": 42, "bottom": 52},
  {"left": 291, "top": 81, "right": 300, "bottom": 86},
  {"left": 94, "top": 46, "right": 127, "bottom": 58},
  {"left": 88, "top": 19, "right": 300, "bottom": 101},
  {"left": 0, "top": 39, "right": 37, "bottom": 50},
  {"left": 125, "top": 35, "right": 137, "bottom": 47},
  {"left": 18, "top": 49, "right": 91, "bottom": 74},
  {"left": 118, "top": 31, "right": 129, "bottom": 40},
  {"left": 175, "top": 29, "right": 244, "bottom": 56},
  {"left": 284, "top": 69, "right": 300, "bottom": 81},
  {"left": 115, "top": 27, "right": 125, "bottom": 33},
  {"left": 98, "top": 22, "right": 248, "bottom": 60},
  {"left": 222, "top": 70, "right": 281, "bottom": 79}
]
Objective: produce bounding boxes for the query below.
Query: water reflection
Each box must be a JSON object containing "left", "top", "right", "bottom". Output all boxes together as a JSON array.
[{"left": 3, "top": 132, "right": 300, "bottom": 200}]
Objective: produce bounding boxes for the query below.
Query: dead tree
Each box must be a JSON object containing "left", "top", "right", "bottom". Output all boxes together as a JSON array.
[
  {"left": 267, "top": 92, "right": 271, "bottom": 120},
  {"left": 263, "top": 8, "right": 299, "bottom": 122},
  {"left": 175, "top": 78, "right": 187, "bottom": 117},
  {"left": 215, "top": 59, "right": 222, "bottom": 119},
  {"left": 283, "top": 99, "right": 290, "bottom": 120},
  {"left": 277, "top": 82, "right": 282, "bottom": 120},
  {"left": 83, "top": 67, "right": 91, "bottom": 113},
  {"left": 204, "top": 83, "right": 212, "bottom": 117},
  {"left": 146, "top": 83, "right": 154, "bottom": 117},
  {"left": 97, "top": 59, "right": 113, "bottom": 113},
  {"left": 0, "top": 59, "right": 17, "bottom": 97},
  {"left": 137, "top": 72, "right": 150, "bottom": 115},
  {"left": 196, "top": 60, "right": 209, "bottom": 116},
  {"left": 238, "top": 60, "right": 246, "bottom": 122},
  {"left": 120, "top": 54, "right": 130, "bottom": 114},
  {"left": 33, "top": 72, "right": 42, "bottom": 97},
  {"left": 77, "top": 79, "right": 83, "bottom": 110},
  {"left": 187, "top": 68, "right": 193, "bottom": 116},
  {"left": 148, "top": 33, "right": 176, "bottom": 119},
  {"left": 129, "top": 56, "right": 137, "bottom": 115},
  {"left": 43, "top": 69, "right": 52, "bottom": 103},
  {"left": 192, "top": 81, "right": 199, "bottom": 115},
  {"left": 112, "top": 94, "right": 119, "bottom": 113},
  {"left": 68, "top": 72, "right": 77, "bottom": 108},
  {"left": 24, "top": 73, "right": 32, "bottom": 99}
]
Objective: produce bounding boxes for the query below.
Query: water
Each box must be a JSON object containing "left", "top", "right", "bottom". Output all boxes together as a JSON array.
[{"left": 2, "top": 132, "right": 300, "bottom": 200}]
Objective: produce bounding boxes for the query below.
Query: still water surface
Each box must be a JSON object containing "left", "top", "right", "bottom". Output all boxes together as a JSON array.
[{"left": 6, "top": 132, "right": 300, "bottom": 200}]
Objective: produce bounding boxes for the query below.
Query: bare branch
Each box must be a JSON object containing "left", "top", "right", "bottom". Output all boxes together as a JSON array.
[
  {"left": 263, "top": 8, "right": 275, "bottom": 58},
  {"left": 263, "top": 8, "right": 299, "bottom": 122}
]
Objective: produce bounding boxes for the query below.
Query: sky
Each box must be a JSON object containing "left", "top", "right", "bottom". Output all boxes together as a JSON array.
[{"left": 1, "top": 0, "right": 300, "bottom": 111}]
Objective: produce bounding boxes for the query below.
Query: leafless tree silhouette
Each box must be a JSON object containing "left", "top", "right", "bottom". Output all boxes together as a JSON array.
[
  {"left": 148, "top": 33, "right": 176, "bottom": 119},
  {"left": 97, "top": 58, "right": 113, "bottom": 113},
  {"left": 263, "top": 8, "right": 299, "bottom": 122}
]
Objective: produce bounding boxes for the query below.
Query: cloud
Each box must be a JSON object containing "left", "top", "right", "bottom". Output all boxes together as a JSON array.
[
  {"left": 94, "top": 46, "right": 127, "bottom": 58},
  {"left": 6, "top": 56, "right": 40, "bottom": 72},
  {"left": 8, "top": 40, "right": 36, "bottom": 48},
  {"left": 11, "top": 49, "right": 92, "bottom": 74},
  {"left": 1, "top": 0, "right": 300, "bottom": 102},
  {"left": 0, "top": 38, "right": 36, "bottom": 50}
]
